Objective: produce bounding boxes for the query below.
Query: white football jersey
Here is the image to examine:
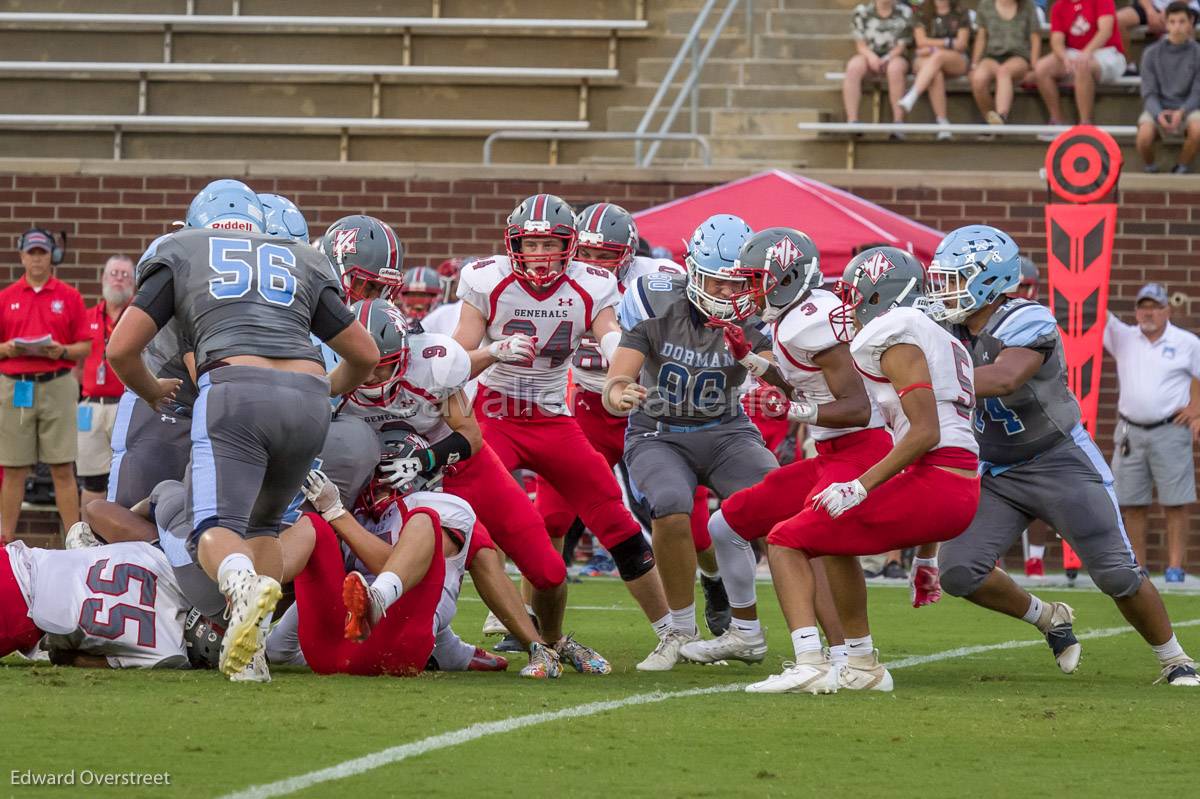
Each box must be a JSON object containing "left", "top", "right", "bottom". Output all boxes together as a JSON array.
[
  {"left": 420, "top": 300, "right": 462, "bottom": 337},
  {"left": 7, "top": 541, "right": 189, "bottom": 669},
  {"left": 573, "top": 257, "right": 685, "bottom": 394},
  {"left": 458, "top": 255, "right": 620, "bottom": 414},
  {"left": 773, "top": 289, "right": 884, "bottom": 442},
  {"left": 849, "top": 306, "right": 979, "bottom": 456}
]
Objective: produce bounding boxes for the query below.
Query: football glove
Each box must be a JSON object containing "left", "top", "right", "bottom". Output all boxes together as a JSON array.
[
  {"left": 303, "top": 469, "right": 346, "bottom": 522},
  {"left": 812, "top": 479, "right": 867, "bottom": 518},
  {"left": 488, "top": 333, "right": 536, "bottom": 366}
]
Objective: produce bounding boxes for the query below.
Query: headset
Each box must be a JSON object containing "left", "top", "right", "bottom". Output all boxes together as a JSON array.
[{"left": 17, "top": 228, "right": 67, "bottom": 266}]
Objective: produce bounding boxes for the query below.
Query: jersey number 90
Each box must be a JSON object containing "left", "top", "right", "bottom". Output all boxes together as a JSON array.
[{"left": 208, "top": 238, "right": 297, "bottom": 307}]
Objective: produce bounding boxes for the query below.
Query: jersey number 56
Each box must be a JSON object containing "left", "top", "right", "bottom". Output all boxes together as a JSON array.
[{"left": 208, "top": 238, "right": 298, "bottom": 307}]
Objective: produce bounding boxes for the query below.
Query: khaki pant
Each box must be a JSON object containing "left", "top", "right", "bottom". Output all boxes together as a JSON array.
[
  {"left": 76, "top": 399, "right": 121, "bottom": 477},
  {"left": 0, "top": 372, "right": 79, "bottom": 467}
]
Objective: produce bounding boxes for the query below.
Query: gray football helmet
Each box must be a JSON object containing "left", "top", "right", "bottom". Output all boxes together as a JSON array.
[
  {"left": 505, "top": 193, "right": 578, "bottom": 288},
  {"left": 574, "top": 202, "right": 638, "bottom": 278},
  {"left": 348, "top": 298, "right": 410, "bottom": 408},
  {"left": 732, "top": 227, "right": 822, "bottom": 322},
  {"left": 831, "top": 246, "right": 927, "bottom": 341},
  {"left": 320, "top": 215, "right": 405, "bottom": 302}
]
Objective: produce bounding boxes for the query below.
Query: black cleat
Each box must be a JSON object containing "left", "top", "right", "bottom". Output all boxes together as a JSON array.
[{"left": 701, "top": 574, "right": 732, "bottom": 636}]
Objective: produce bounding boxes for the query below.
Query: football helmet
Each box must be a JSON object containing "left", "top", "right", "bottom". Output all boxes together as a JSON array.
[
  {"left": 504, "top": 193, "right": 577, "bottom": 289},
  {"left": 185, "top": 179, "right": 264, "bottom": 233},
  {"left": 685, "top": 214, "right": 755, "bottom": 321},
  {"left": 831, "top": 246, "right": 927, "bottom": 342},
  {"left": 359, "top": 426, "right": 442, "bottom": 518},
  {"left": 1007, "top": 255, "right": 1039, "bottom": 300},
  {"left": 574, "top": 202, "right": 638, "bottom": 278},
  {"left": 435, "top": 256, "right": 472, "bottom": 303},
  {"left": 731, "top": 227, "right": 822, "bottom": 322},
  {"left": 348, "top": 298, "right": 410, "bottom": 408},
  {"left": 257, "top": 193, "right": 308, "bottom": 242},
  {"left": 927, "top": 225, "right": 1021, "bottom": 323},
  {"left": 183, "top": 608, "right": 224, "bottom": 670},
  {"left": 399, "top": 265, "right": 441, "bottom": 321},
  {"left": 320, "top": 215, "right": 405, "bottom": 302}
]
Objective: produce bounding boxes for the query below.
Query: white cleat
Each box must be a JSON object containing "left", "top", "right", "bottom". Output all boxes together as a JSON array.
[
  {"left": 1043, "top": 602, "right": 1081, "bottom": 674},
  {"left": 1156, "top": 655, "right": 1200, "bottom": 687},
  {"left": 218, "top": 571, "right": 282, "bottom": 678},
  {"left": 680, "top": 626, "right": 767, "bottom": 664},
  {"left": 636, "top": 630, "right": 699, "bottom": 672},
  {"left": 229, "top": 648, "right": 272, "bottom": 683},
  {"left": 482, "top": 610, "right": 508, "bottom": 637},
  {"left": 745, "top": 653, "right": 838, "bottom": 694},
  {"left": 65, "top": 522, "right": 100, "bottom": 550},
  {"left": 838, "top": 649, "right": 894, "bottom": 692}
]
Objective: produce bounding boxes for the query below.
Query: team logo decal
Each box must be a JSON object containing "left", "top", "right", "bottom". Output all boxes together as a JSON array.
[
  {"left": 51, "top": 299, "right": 64, "bottom": 314},
  {"left": 333, "top": 228, "right": 359, "bottom": 258},
  {"left": 861, "top": 250, "right": 896, "bottom": 282},
  {"left": 380, "top": 303, "right": 408, "bottom": 332},
  {"left": 768, "top": 237, "right": 801, "bottom": 270}
]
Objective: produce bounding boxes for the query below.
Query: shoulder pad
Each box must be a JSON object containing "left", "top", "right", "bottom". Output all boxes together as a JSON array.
[
  {"left": 618, "top": 272, "right": 685, "bottom": 329},
  {"left": 411, "top": 332, "right": 471, "bottom": 393},
  {"left": 403, "top": 491, "right": 477, "bottom": 534},
  {"left": 566, "top": 260, "right": 619, "bottom": 290},
  {"left": 850, "top": 306, "right": 926, "bottom": 371},
  {"left": 989, "top": 300, "right": 1058, "bottom": 348},
  {"left": 777, "top": 294, "right": 841, "bottom": 355},
  {"left": 455, "top": 255, "right": 509, "bottom": 299}
]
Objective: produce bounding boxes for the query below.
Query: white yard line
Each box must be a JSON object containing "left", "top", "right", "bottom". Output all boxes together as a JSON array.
[
  {"left": 458, "top": 596, "right": 638, "bottom": 611},
  {"left": 219, "top": 616, "right": 1200, "bottom": 799}
]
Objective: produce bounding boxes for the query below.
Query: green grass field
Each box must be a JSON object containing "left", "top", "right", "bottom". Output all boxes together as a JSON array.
[{"left": 4, "top": 578, "right": 1198, "bottom": 799}]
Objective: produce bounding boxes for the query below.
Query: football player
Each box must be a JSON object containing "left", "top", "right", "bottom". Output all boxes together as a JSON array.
[
  {"left": 107, "top": 179, "right": 380, "bottom": 679},
  {"left": 320, "top": 215, "right": 405, "bottom": 303},
  {"left": 929, "top": 225, "right": 1198, "bottom": 686},
  {"left": 452, "top": 193, "right": 672, "bottom": 650},
  {"left": 746, "top": 247, "right": 982, "bottom": 695},
  {"left": 398, "top": 265, "right": 442, "bottom": 322},
  {"left": 605, "top": 214, "right": 782, "bottom": 671},
  {"left": 419, "top": 257, "right": 474, "bottom": 336}
]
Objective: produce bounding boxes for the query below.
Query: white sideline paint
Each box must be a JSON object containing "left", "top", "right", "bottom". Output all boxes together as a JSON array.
[
  {"left": 221, "top": 617, "right": 1200, "bottom": 799},
  {"left": 459, "top": 596, "right": 637, "bottom": 612}
]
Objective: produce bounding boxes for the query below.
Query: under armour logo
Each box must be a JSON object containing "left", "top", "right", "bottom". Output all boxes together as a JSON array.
[
  {"left": 981, "top": 351, "right": 990, "bottom": 363},
  {"left": 160, "top": 414, "right": 177, "bottom": 424},
  {"left": 860, "top": 251, "right": 896, "bottom": 282},
  {"left": 9, "top": 303, "right": 19, "bottom": 311},
  {"left": 558, "top": 297, "right": 574, "bottom": 306},
  {"left": 333, "top": 228, "right": 359, "bottom": 258}
]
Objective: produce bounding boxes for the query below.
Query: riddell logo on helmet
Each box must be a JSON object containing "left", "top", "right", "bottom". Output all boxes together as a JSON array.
[
  {"left": 861, "top": 251, "right": 896, "bottom": 282},
  {"left": 207, "top": 219, "right": 256, "bottom": 232}
]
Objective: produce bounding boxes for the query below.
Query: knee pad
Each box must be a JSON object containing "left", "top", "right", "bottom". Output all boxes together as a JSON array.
[
  {"left": 938, "top": 563, "right": 985, "bottom": 598},
  {"left": 1091, "top": 565, "right": 1144, "bottom": 599},
  {"left": 609, "top": 533, "right": 655, "bottom": 582},
  {"left": 80, "top": 473, "right": 109, "bottom": 493}
]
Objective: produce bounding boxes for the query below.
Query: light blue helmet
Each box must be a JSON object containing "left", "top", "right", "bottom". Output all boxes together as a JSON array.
[
  {"left": 927, "top": 224, "right": 1021, "bottom": 323},
  {"left": 185, "top": 179, "right": 264, "bottom": 233},
  {"left": 684, "top": 213, "right": 754, "bottom": 321},
  {"left": 258, "top": 193, "right": 308, "bottom": 242}
]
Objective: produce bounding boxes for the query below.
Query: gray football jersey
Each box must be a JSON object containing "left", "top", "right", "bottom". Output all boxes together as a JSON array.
[
  {"left": 280, "top": 413, "right": 381, "bottom": 527},
  {"left": 137, "top": 228, "right": 343, "bottom": 371},
  {"left": 618, "top": 273, "right": 770, "bottom": 426},
  {"left": 950, "top": 298, "right": 1081, "bottom": 464}
]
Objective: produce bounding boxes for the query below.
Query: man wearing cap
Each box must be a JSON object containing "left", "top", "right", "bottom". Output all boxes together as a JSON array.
[
  {"left": 1104, "top": 282, "right": 1200, "bottom": 583},
  {"left": 0, "top": 228, "right": 90, "bottom": 542},
  {"left": 76, "top": 254, "right": 134, "bottom": 510}
]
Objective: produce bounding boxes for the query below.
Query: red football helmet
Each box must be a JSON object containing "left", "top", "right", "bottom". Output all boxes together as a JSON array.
[{"left": 504, "top": 193, "right": 578, "bottom": 289}]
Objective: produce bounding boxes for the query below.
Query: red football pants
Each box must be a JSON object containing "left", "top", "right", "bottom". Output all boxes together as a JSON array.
[
  {"left": 476, "top": 388, "right": 641, "bottom": 551},
  {"left": 767, "top": 466, "right": 981, "bottom": 557},
  {"left": 442, "top": 441, "right": 566, "bottom": 590},
  {"left": 296, "top": 513, "right": 444, "bottom": 677},
  {"left": 722, "top": 428, "right": 893, "bottom": 541},
  {"left": 0, "top": 547, "right": 41, "bottom": 658}
]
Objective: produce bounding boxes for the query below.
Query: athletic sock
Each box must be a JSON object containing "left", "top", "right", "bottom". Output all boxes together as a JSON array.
[
  {"left": 369, "top": 572, "right": 405, "bottom": 622},
  {"left": 217, "top": 554, "right": 255, "bottom": 588},
  {"left": 829, "top": 644, "right": 848, "bottom": 667},
  {"left": 1023, "top": 595, "right": 1045, "bottom": 627},
  {"left": 1151, "top": 634, "right": 1186, "bottom": 664},
  {"left": 912, "top": 556, "right": 937, "bottom": 571},
  {"left": 699, "top": 565, "right": 720, "bottom": 580},
  {"left": 670, "top": 604, "right": 698, "bottom": 636},
  {"left": 1029, "top": 544, "right": 1046, "bottom": 560},
  {"left": 651, "top": 613, "right": 673, "bottom": 639},
  {"left": 845, "top": 635, "right": 874, "bottom": 660},
  {"left": 730, "top": 616, "right": 761, "bottom": 637},
  {"left": 899, "top": 88, "right": 918, "bottom": 112},
  {"left": 791, "top": 626, "right": 822, "bottom": 659},
  {"left": 523, "top": 603, "right": 535, "bottom": 617}
]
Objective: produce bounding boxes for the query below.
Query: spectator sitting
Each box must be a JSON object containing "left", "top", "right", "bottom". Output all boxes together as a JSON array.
[
  {"left": 1135, "top": 1, "right": 1200, "bottom": 173},
  {"left": 970, "top": 0, "right": 1042, "bottom": 125},
  {"left": 1118, "top": 0, "right": 1200, "bottom": 54},
  {"left": 1034, "top": 0, "right": 1128, "bottom": 126},
  {"left": 844, "top": 0, "right": 915, "bottom": 134},
  {"left": 77, "top": 255, "right": 134, "bottom": 509},
  {"left": 0, "top": 229, "right": 91, "bottom": 543},
  {"left": 897, "top": 0, "right": 973, "bottom": 139}
]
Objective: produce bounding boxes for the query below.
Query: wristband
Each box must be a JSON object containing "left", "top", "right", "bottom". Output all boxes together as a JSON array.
[
  {"left": 424, "top": 431, "right": 474, "bottom": 471},
  {"left": 600, "top": 330, "right": 622, "bottom": 362},
  {"left": 738, "top": 352, "right": 770, "bottom": 377}
]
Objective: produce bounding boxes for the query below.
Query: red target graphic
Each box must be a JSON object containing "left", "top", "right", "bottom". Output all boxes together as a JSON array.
[{"left": 1044, "top": 125, "right": 1123, "bottom": 204}]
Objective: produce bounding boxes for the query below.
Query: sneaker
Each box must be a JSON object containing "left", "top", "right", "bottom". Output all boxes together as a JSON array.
[
  {"left": 1043, "top": 602, "right": 1082, "bottom": 674},
  {"left": 1156, "top": 655, "right": 1200, "bottom": 687},
  {"left": 700, "top": 574, "right": 732, "bottom": 636},
  {"left": 985, "top": 110, "right": 1005, "bottom": 126},
  {"left": 1165, "top": 567, "right": 1186, "bottom": 583},
  {"left": 745, "top": 651, "right": 837, "bottom": 694},
  {"left": 680, "top": 626, "right": 767, "bottom": 665},
  {"left": 1172, "top": 164, "right": 1191, "bottom": 175},
  {"left": 217, "top": 570, "right": 282, "bottom": 677},
  {"left": 582, "top": 551, "right": 617, "bottom": 577},
  {"left": 554, "top": 634, "right": 612, "bottom": 675},
  {"left": 342, "top": 572, "right": 381, "bottom": 642},
  {"left": 481, "top": 610, "right": 508, "bottom": 636},
  {"left": 636, "top": 630, "right": 699, "bottom": 672},
  {"left": 936, "top": 128, "right": 953, "bottom": 142},
  {"left": 1144, "top": 163, "right": 1161, "bottom": 174},
  {"left": 468, "top": 647, "right": 509, "bottom": 672},
  {"left": 1024, "top": 557, "right": 1045, "bottom": 578},
  {"left": 495, "top": 632, "right": 525, "bottom": 653},
  {"left": 65, "top": 522, "right": 99, "bottom": 550},
  {"left": 881, "top": 560, "right": 907, "bottom": 580},
  {"left": 909, "top": 563, "right": 942, "bottom": 608},
  {"left": 519, "top": 642, "right": 563, "bottom": 679},
  {"left": 229, "top": 648, "right": 271, "bottom": 683},
  {"left": 838, "top": 649, "right": 894, "bottom": 692}
]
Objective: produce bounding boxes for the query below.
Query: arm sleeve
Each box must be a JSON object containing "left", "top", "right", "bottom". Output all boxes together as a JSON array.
[
  {"left": 619, "top": 322, "right": 652, "bottom": 355},
  {"left": 310, "top": 285, "right": 355, "bottom": 342},
  {"left": 130, "top": 266, "right": 176, "bottom": 330}
]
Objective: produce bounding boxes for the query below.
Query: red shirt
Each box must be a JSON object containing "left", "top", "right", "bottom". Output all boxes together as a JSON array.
[
  {"left": 0, "top": 275, "right": 89, "bottom": 375},
  {"left": 1051, "top": 0, "right": 1124, "bottom": 54},
  {"left": 80, "top": 301, "right": 127, "bottom": 398}
]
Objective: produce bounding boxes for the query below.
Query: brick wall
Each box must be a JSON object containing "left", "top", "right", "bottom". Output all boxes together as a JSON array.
[{"left": 2, "top": 170, "right": 1197, "bottom": 571}]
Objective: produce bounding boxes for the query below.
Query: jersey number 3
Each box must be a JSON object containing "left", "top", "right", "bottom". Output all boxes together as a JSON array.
[
  {"left": 79, "top": 559, "right": 159, "bottom": 648},
  {"left": 209, "top": 238, "right": 297, "bottom": 307}
]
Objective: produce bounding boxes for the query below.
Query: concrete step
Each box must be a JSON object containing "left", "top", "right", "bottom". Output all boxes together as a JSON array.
[
  {"left": 637, "top": 56, "right": 841, "bottom": 87},
  {"left": 710, "top": 107, "right": 822, "bottom": 136},
  {"left": 756, "top": 32, "right": 854, "bottom": 61},
  {"left": 766, "top": 9, "right": 851, "bottom": 36}
]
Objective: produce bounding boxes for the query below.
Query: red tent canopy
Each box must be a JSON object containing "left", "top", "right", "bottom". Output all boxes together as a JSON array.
[{"left": 633, "top": 169, "right": 944, "bottom": 277}]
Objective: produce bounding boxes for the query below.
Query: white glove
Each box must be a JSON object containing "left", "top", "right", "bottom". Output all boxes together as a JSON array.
[
  {"left": 303, "top": 469, "right": 346, "bottom": 522},
  {"left": 378, "top": 456, "right": 423, "bottom": 492},
  {"left": 786, "top": 400, "right": 818, "bottom": 424},
  {"left": 812, "top": 479, "right": 867, "bottom": 518},
  {"left": 487, "top": 333, "right": 536, "bottom": 365}
]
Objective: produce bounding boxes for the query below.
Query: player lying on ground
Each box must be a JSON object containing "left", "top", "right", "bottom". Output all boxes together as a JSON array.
[{"left": 927, "top": 224, "right": 1199, "bottom": 687}]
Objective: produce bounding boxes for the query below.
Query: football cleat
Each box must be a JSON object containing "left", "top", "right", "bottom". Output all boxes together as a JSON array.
[
  {"left": 65, "top": 521, "right": 100, "bottom": 550},
  {"left": 229, "top": 648, "right": 271, "bottom": 684},
  {"left": 482, "top": 611, "right": 509, "bottom": 636},
  {"left": 1156, "top": 656, "right": 1200, "bottom": 687},
  {"left": 910, "top": 563, "right": 943, "bottom": 608},
  {"left": 582, "top": 551, "right": 617, "bottom": 577},
  {"left": 342, "top": 572, "right": 382, "bottom": 643},
  {"left": 680, "top": 625, "right": 767, "bottom": 664},
  {"left": 1024, "top": 557, "right": 1045, "bottom": 578},
  {"left": 700, "top": 574, "right": 732, "bottom": 636},
  {"left": 838, "top": 649, "right": 894, "bottom": 692},
  {"left": 745, "top": 652, "right": 837, "bottom": 694},
  {"left": 520, "top": 642, "right": 563, "bottom": 679},
  {"left": 1043, "top": 602, "right": 1081, "bottom": 674},
  {"left": 636, "top": 630, "right": 699, "bottom": 672},
  {"left": 494, "top": 632, "right": 526, "bottom": 653},
  {"left": 217, "top": 570, "right": 282, "bottom": 678},
  {"left": 468, "top": 647, "right": 509, "bottom": 672},
  {"left": 1165, "top": 567, "right": 1186, "bottom": 584},
  {"left": 554, "top": 634, "right": 611, "bottom": 675}
]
